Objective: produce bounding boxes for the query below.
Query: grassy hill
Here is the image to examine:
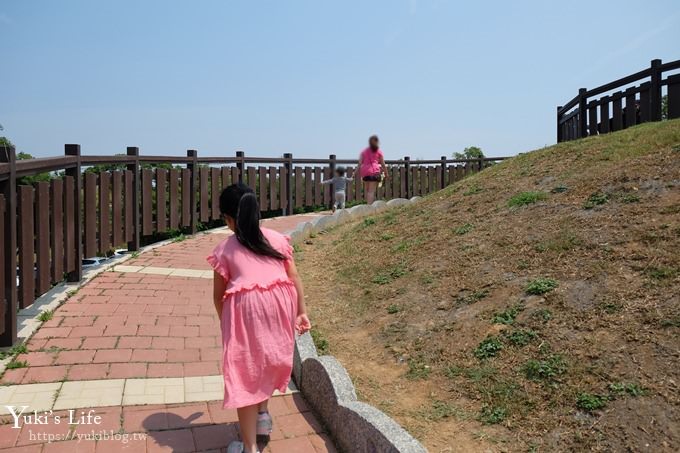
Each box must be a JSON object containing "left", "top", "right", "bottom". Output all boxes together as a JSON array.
[{"left": 297, "top": 120, "right": 680, "bottom": 452}]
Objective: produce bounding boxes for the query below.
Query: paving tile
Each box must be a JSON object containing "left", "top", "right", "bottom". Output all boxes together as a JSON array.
[
  {"left": 121, "top": 405, "right": 170, "bottom": 432},
  {"left": 200, "top": 347, "right": 222, "bottom": 361},
  {"left": 284, "top": 393, "right": 310, "bottom": 413},
  {"left": 191, "top": 424, "right": 239, "bottom": 451},
  {"left": 123, "top": 378, "right": 184, "bottom": 405},
  {"left": 16, "top": 351, "right": 56, "bottom": 367},
  {"left": 54, "top": 349, "right": 96, "bottom": 365},
  {"left": 130, "top": 349, "right": 167, "bottom": 363},
  {"left": 0, "top": 423, "right": 20, "bottom": 448},
  {"left": 147, "top": 363, "right": 184, "bottom": 378},
  {"left": 44, "top": 338, "right": 83, "bottom": 349},
  {"left": 0, "top": 445, "right": 43, "bottom": 453},
  {"left": 93, "top": 315, "right": 128, "bottom": 326},
  {"left": 53, "top": 379, "right": 125, "bottom": 410},
  {"left": 93, "top": 349, "right": 133, "bottom": 363},
  {"left": 67, "top": 364, "right": 110, "bottom": 380},
  {"left": 275, "top": 412, "right": 324, "bottom": 438},
  {"left": 308, "top": 434, "right": 337, "bottom": 453},
  {"left": 114, "top": 265, "right": 143, "bottom": 273},
  {"left": 116, "top": 337, "right": 152, "bottom": 349},
  {"left": 146, "top": 428, "right": 195, "bottom": 453},
  {"left": 164, "top": 403, "right": 212, "bottom": 429},
  {"left": 22, "top": 365, "right": 68, "bottom": 384},
  {"left": 60, "top": 316, "right": 97, "bottom": 327},
  {"left": 207, "top": 402, "right": 238, "bottom": 424},
  {"left": 151, "top": 337, "right": 184, "bottom": 350},
  {"left": 268, "top": 436, "right": 317, "bottom": 453},
  {"left": 138, "top": 325, "right": 170, "bottom": 337},
  {"left": 81, "top": 337, "right": 118, "bottom": 350},
  {"left": 15, "top": 415, "right": 72, "bottom": 446},
  {"left": 0, "top": 382, "right": 62, "bottom": 415},
  {"left": 25, "top": 338, "right": 48, "bottom": 351},
  {"left": 166, "top": 349, "right": 200, "bottom": 363},
  {"left": 43, "top": 439, "right": 97, "bottom": 453},
  {"left": 103, "top": 325, "right": 138, "bottom": 337},
  {"left": 69, "top": 326, "right": 105, "bottom": 338},
  {"left": 184, "top": 375, "right": 223, "bottom": 402},
  {"left": 0, "top": 368, "right": 27, "bottom": 385},
  {"left": 94, "top": 436, "right": 147, "bottom": 452},
  {"left": 183, "top": 361, "right": 219, "bottom": 377},
  {"left": 32, "top": 327, "right": 72, "bottom": 339},
  {"left": 107, "top": 363, "right": 147, "bottom": 379},
  {"left": 168, "top": 326, "right": 199, "bottom": 338},
  {"left": 123, "top": 315, "right": 157, "bottom": 326}
]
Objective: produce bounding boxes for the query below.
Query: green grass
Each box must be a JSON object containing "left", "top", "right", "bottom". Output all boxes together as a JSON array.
[
  {"left": 531, "top": 308, "right": 552, "bottom": 322},
  {"left": 292, "top": 244, "right": 302, "bottom": 253},
  {"left": 0, "top": 343, "right": 28, "bottom": 360},
  {"left": 363, "top": 217, "right": 376, "bottom": 227},
  {"left": 372, "top": 263, "right": 408, "bottom": 285},
  {"left": 379, "top": 232, "right": 395, "bottom": 241},
  {"left": 6, "top": 360, "right": 28, "bottom": 370},
  {"left": 491, "top": 303, "right": 524, "bottom": 325},
  {"left": 505, "top": 329, "right": 537, "bottom": 347},
  {"left": 453, "top": 223, "right": 474, "bottom": 235},
  {"left": 310, "top": 328, "right": 329, "bottom": 354},
  {"left": 507, "top": 191, "right": 548, "bottom": 207},
  {"left": 479, "top": 405, "right": 507, "bottom": 425},
  {"left": 463, "top": 185, "right": 483, "bottom": 196},
  {"left": 646, "top": 266, "right": 678, "bottom": 280},
  {"left": 406, "top": 358, "right": 431, "bottom": 380},
  {"left": 386, "top": 304, "right": 401, "bottom": 314},
  {"left": 425, "top": 400, "right": 464, "bottom": 421},
  {"left": 474, "top": 337, "right": 503, "bottom": 359},
  {"left": 455, "top": 289, "right": 489, "bottom": 305},
  {"left": 522, "top": 354, "right": 567, "bottom": 382},
  {"left": 609, "top": 382, "right": 646, "bottom": 397},
  {"left": 525, "top": 277, "right": 558, "bottom": 295},
  {"left": 576, "top": 393, "right": 607, "bottom": 412},
  {"left": 38, "top": 310, "right": 54, "bottom": 322},
  {"left": 583, "top": 192, "right": 609, "bottom": 209}
]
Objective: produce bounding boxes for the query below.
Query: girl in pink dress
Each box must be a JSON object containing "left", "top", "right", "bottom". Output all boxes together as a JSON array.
[
  {"left": 207, "top": 183, "right": 311, "bottom": 453},
  {"left": 359, "top": 135, "right": 388, "bottom": 205}
]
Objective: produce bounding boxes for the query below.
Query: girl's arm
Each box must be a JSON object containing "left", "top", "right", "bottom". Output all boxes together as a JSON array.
[
  {"left": 380, "top": 154, "right": 388, "bottom": 179},
  {"left": 213, "top": 271, "right": 227, "bottom": 321},
  {"left": 321, "top": 178, "right": 333, "bottom": 185},
  {"left": 285, "top": 258, "right": 311, "bottom": 333}
]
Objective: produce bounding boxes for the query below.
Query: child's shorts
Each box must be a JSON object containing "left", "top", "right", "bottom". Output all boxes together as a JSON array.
[{"left": 334, "top": 192, "right": 346, "bottom": 209}]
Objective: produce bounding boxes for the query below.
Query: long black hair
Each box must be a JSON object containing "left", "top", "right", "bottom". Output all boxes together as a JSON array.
[{"left": 219, "top": 183, "right": 286, "bottom": 260}]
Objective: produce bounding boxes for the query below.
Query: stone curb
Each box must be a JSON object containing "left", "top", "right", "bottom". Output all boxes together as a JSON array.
[{"left": 289, "top": 199, "right": 427, "bottom": 453}]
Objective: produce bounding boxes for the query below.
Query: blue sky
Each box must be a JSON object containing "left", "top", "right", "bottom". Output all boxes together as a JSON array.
[{"left": 1, "top": 0, "right": 679, "bottom": 160}]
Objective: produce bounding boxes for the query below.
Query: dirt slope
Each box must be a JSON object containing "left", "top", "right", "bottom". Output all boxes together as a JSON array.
[{"left": 296, "top": 120, "right": 680, "bottom": 452}]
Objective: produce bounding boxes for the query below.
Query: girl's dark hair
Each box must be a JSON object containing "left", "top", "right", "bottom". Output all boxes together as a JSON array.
[
  {"left": 369, "top": 135, "right": 379, "bottom": 150},
  {"left": 219, "top": 183, "right": 286, "bottom": 260}
]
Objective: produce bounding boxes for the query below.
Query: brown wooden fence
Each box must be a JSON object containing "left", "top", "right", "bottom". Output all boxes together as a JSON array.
[
  {"left": 0, "top": 145, "right": 506, "bottom": 346},
  {"left": 557, "top": 58, "right": 680, "bottom": 142}
]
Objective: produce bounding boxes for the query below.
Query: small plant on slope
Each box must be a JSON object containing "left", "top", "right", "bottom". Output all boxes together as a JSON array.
[
  {"left": 525, "top": 278, "right": 558, "bottom": 295},
  {"left": 474, "top": 336, "right": 503, "bottom": 359},
  {"left": 508, "top": 191, "right": 548, "bottom": 207},
  {"left": 576, "top": 393, "right": 607, "bottom": 412}
]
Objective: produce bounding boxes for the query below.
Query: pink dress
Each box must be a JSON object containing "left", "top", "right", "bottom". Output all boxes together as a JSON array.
[
  {"left": 359, "top": 147, "right": 384, "bottom": 178},
  {"left": 206, "top": 228, "right": 298, "bottom": 409}
]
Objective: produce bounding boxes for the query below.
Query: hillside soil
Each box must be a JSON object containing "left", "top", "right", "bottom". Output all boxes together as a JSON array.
[{"left": 296, "top": 120, "right": 680, "bottom": 452}]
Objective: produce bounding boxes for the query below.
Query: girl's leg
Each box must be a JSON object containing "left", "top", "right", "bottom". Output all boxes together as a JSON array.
[
  {"left": 257, "top": 399, "right": 269, "bottom": 413},
  {"left": 237, "top": 404, "right": 259, "bottom": 453},
  {"left": 364, "top": 181, "right": 377, "bottom": 204}
]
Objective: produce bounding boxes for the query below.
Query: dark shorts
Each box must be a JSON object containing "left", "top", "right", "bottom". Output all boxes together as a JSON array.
[{"left": 362, "top": 174, "right": 381, "bottom": 182}]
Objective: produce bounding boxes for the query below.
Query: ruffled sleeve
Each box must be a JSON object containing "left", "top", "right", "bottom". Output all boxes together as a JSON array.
[
  {"left": 206, "top": 243, "right": 229, "bottom": 281},
  {"left": 282, "top": 234, "right": 294, "bottom": 261}
]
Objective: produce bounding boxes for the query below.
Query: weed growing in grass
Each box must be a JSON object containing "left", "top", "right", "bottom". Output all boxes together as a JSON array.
[
  {"left": 130, "top": 251, "right": 140, "bottom": 259},
  {"left": 531, "top": 308, "right": 552, "bottom": 322},
  {"left": 0, "top": 344, "right": 28, "bottom": 360},
  {"left": 646, "top": 266, "right": 677, "bottom": 280},
  {"left": 609, "top": 382, "right": 646, "bottom": 397},
  {"left": 507, "top": 191, "right": 548, "bottom": 207},
  {"left": 310, "top": 328, "right": 329, "bottom": 354},
  {"left": 583, "top": 192, "right": 609, "bottom": 209},
  {"left": 363, "top": 217, "right": 376, "bottom": 227},
  {"left": 522, "top": 354, "right": 567, "bottom": 382},
  {"left": 38, "top": 310, "right": 54, "bottom": 322},
  {"left": 600, "top": 301, "right": 622, "bottom": 314},
  {"left": 620, "top": 193, "right": 640, "bottom": 203},
  {"left": 292, "top": 244, "right": 302, "bottom": 253},
  {"left": 474, "top": 337, "right": 503, "bottom": 359},
  {"left": 386, "top": 304, "right": 401, "bottom": 314},
  {"left": 171, "top": 234, "right": 186, "bottom": 243},
  {"left": 505, "top": 329, "right": 537, "bottom": 347},
  {"left": 383, "top": 212, "right": 397, "bottom": 225},
  {"left": 453, "top": 223, "right": 474, "bottom": 235},
  {"left": 576, "top": 393, "right": 607, "bottom": 412},
  {"left": 372, "top": 263, "right": 408, "bottom": 285},
  {"left": 525, "top": 278, "right": 558, "bottom": 295},
  {"left": 479, "top": 405, "right": 507, "bottom": 424},
  {"left": 660, "top": 316, "right": 680, "bottom": 328},
  {"left": 380, "top": 232, "right": 395, "bottom": 241},
  {"left": 464, "top": 185, "right": 483, "bottom": 196},
  {"left": 392, "top": 241, "right": 410, "bottom": 252},
  {"left": 492, "top": 303, "right": 524, "bottom": 325},
  {"left": 455, "top": 289, "right": 489, "bottom": 305},
  {"left": 426, "top": 400, "right": 464, "bottom": 420},
  {"left": 535, "top": 231, "right": 582, "bottom": 252},
  {"left": 6, "top": 360, "right": 28, "bottom": 370},
  {"left": 406, "top": 358, "right": 431, "bottom": 380}
]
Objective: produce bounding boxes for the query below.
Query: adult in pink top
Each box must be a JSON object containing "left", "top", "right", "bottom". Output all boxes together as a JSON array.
[{"left": 358, "top": 135, "right": 388, "bottom": 204}]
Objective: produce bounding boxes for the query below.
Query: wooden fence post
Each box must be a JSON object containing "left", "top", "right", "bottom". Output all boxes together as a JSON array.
[
  {"left": 404, "top": 156, "right": 411, "bottom": 198},
  {"left": 0, "top": 144, "right": 17, "bottom": 346},
  {"left": 283, "top": 153, "right": 293, "bottom": 215},
  {"left": 329, "top": 154, "right": 336, "bottom": 209},
  {"left": 236, "top": 151, "right": 244, "bottom": 183},
  {"left": 556, "top": 106, "right": 563, "bottom": 142},
  {"left": 64, "top": 144, "right": 83, "bottom": 281},
  {"left": 187, "top": 149, "right": 198, "bottom": 234},
  {"left": 126, "top": 147, "right": 140, "bottom": 251},
  {"left": 650, "top": 59, "right": 662, "bottom": 121},
  {"left": 440, "top": 156, "right": 447, "bottom": 189},
  {"left": 578, "top": 88, "right": 588, "bottom": 138}
]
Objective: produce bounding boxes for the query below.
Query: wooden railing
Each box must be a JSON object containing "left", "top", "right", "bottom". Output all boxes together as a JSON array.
[
  {"left": 0, "top": 145, "right": 506, "bottom": 346},
  {"left": 557, "top": 58, "right": 680, "bottom": 142}
]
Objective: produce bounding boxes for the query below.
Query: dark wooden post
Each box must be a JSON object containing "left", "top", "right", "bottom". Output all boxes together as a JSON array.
[
  {"left": 187, "top": 150, "right": 198, "bottom": 234},
  {"left": 236, "top": 151, "right": 245, "bottom": 183},
  {"left": 283, "top": 153, "right": 293, "bottom": 215},
  {"left": 440, "top": 156, "right": 447, "bottom": 189},
  {"left": 0, "top": 145, "right": 17, "bottom": 346},
  {"left": 64, "top": 144, "right": 83, "bottom": 281},
  {"left": 329, "top": 154, "right": 336, "bottom": 209},
  {"left": 668, "top": 74, "right": 680, "bottom": 119},
  {"left": 578, "top": 88, "right": 588, "bottom": 138},
  {"left": 650, "top": 59, "right": 662, "bottom": 121},
  {"left": 556, "top": 106, "right": 563, "bottom": 142},
  {"left": 126, "top": 147, "right": 140, "bottom": 251},
  {"left": 404, "top": 156, "right": 411, "bottom": 198}
]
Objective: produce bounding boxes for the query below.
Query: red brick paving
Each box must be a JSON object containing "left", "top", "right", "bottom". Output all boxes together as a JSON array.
[{"left": 0, "top": 397, "right": 331, "bottom": 452}]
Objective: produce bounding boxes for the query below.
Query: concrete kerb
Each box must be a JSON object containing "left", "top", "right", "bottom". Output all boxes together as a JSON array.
[{"left": 289, "top": 199, "right": 427, "bottom": 453}]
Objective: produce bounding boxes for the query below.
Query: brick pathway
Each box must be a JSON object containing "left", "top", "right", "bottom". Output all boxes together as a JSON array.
[{"left": 0, "top": 213, "right": 336, "bottom": 452}]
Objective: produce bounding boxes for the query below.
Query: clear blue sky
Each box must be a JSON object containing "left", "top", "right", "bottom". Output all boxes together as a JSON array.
[{"left": 1, "top": 0, "right": 679, "bottom": 160}]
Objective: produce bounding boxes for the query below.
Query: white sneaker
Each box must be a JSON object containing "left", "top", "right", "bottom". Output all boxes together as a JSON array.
[
  {"left": 227, "top": 441, "right": 260, "bottom": 453},
  {"left": 256, "top": 411, "right": 273, "bottom": 436}
]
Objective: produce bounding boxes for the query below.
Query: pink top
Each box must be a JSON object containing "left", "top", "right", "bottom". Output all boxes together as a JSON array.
[
  {"left": 206, "top": 227, "right": 293, "bottom": 296},
  {"left": 359, "top": 147, "right": 384, "bottom": 177}
]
